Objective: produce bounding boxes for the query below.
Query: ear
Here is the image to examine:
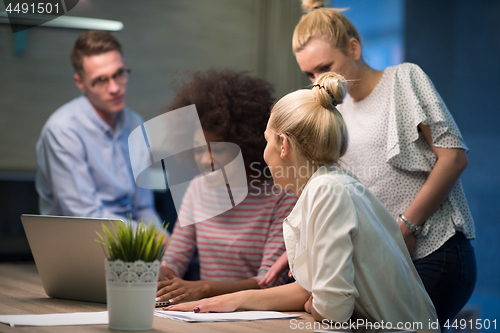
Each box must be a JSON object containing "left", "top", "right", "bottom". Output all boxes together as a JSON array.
[
  {"left": 74, "top": 73, "right": 86, "bottom": 93},
  {"left": 348, "top": 38, "right": 362, "bottom": 61},
  {"left": 279, "top": 134, "right": 291, "bottom": 159}
]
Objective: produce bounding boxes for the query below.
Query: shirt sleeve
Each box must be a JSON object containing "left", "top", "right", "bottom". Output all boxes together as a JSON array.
[
  {"left": 386, "top": 63, "right": 468, "bottom": 172},
  {"left": 36, "top": 125, "right": 126, "bottom": 221},
  {"left": 307, "top": 181, "right": 359, "bottom": 322},
  {"left": 161, "top": 182, "right": 197, "bottom": 278},
  {"left": 254, "top": 191, "right": 297, "bottom": 284},
  {"left": 132, "top": 183, "right": 164, "bottom": 230},
  {"left": 125, "top": 111, "right": 163, "bottom": 229}
]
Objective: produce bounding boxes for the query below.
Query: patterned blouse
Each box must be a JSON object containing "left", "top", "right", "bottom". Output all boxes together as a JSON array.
[{"left": 337, "top": 62, "right": 475, "bottom": 260}]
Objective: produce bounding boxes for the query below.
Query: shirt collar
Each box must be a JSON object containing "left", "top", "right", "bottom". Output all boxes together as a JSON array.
[
  {"left": 310, "top": 164, "right": 359, "bottom": 182},
  {"left": 310, "top": 164, "right": 335, "bottom": 181},
  {"left": 78, "top": 95, "right": 126, "bottom": 138},
  {"left": 284, "top": 164, "right": 345, "bottom": 229}
]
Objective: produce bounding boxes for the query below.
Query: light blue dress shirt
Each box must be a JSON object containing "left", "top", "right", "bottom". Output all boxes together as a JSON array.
[{"left": 36, "top": 95, "right": 162, "bottom": 228}]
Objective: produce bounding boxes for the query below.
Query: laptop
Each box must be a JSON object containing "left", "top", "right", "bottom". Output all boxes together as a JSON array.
[{"left": 20, "top": 214, "right": 124, "bottom": 304}]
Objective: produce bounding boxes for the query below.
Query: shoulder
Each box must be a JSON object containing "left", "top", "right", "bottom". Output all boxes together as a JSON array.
[
  {"left": 304, "top": 170, "right": 359, "bottom": 207},
  {"left": 45, "top": 96, "right": 83, "bottom": 125},
  {"left": 386, "top": 63, "right": 441, "bottom": 107},
  {"left": 391, "top": 62, "right": 432, "bottom": 85},
  {"left": 182, "top": 175, "right": 203, "bottom": 197},
  {"left": 391, "top": 62, "right": 425, "bottom": 75},
  {"left": 41, "top": 96, "right": 87, "bottom": 138},
  {"left": 292, "top": 170, "right": 359, "bottom": 231},
  {"left": 244, "top": 183, "right": 297, "bottom": 214},
  {"left": 123, "top": 107, "right": 145, "bottom": 129},
  {"left": 251, "top": 181, "right": 296, "bottom": 200},
  {"left": 308, "top": 170, "right": 359, "bottom": 191}
]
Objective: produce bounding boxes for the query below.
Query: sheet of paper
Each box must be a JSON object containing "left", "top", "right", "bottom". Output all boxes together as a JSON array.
[
  {"left": 0, "top": 311, "right": 108, "bottom": 327},
  {"left": 155, "top": 310, "right": 300, "bottom": 322}
]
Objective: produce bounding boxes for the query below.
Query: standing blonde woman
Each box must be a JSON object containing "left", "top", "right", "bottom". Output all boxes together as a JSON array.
[
  {"left": 290, "top": 0, "right": 476, "bottom": 327},
  {"left": 165, "top": 72, "right": 439, "bottom": 331}
]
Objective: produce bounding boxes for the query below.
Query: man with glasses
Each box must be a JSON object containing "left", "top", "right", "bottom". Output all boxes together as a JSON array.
[{"left": 35, "top": 30, "right": 163, "bottom": 230}]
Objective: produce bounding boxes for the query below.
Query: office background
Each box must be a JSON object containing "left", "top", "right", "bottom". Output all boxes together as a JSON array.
[{"left": 0, "top": 0, "right": 498, "bottom": 327}]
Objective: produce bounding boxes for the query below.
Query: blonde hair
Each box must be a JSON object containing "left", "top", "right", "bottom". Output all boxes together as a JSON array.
[
  {"left": 269, "top": 72, "right": 348, "bottom": 168},
  {"left": 292, "top": 0, "right": 360, "bottom": 53}
]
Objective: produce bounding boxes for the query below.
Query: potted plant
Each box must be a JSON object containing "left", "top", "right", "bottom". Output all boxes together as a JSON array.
[{"left": 97, "top": 220, "right": 166, "bottom": 330}]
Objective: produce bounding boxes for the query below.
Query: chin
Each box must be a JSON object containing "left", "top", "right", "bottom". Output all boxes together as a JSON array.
[
  {"left": 200, "top": 171, "right": 225, "bottom": 188},
  {"left": 273, "top": 181, "right": 283, "bottom": 190},
  {"left": 106, "top": 100, "right": 125, "bottom": 112},
  {"left": 105, "top": 107, "right": 123, "bottom": 114}
]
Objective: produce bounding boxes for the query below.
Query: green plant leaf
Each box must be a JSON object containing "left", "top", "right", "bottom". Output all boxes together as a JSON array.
[{"left": 95, "top": 218, "right": 168, "bottom": 262}]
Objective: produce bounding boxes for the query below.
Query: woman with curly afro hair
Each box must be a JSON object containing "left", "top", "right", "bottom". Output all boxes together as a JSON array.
[{"left": 156, "top": 70, "right": 297, "bottom": 305}]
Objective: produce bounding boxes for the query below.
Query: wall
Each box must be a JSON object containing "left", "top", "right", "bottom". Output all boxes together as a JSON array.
[
  {"left": 335, "top": 0, "right": 404, "bottom": 70},
  {"left": 405, "top": 0, "right": 500, "bottom": 323}
]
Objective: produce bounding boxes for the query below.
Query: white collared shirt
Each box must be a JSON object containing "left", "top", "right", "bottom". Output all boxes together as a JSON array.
[{"left": 283, "top": 166, "right": 438, "bottom": 330}]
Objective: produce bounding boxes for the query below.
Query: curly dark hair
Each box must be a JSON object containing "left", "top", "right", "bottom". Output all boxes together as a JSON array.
[{"left": 167, "top": 69, "right": 275, "bottom": 180}]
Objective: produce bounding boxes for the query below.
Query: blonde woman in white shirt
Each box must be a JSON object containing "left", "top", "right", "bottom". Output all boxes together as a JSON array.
[{"left": 165, "top": 72, "right": 439, "bottom": 331}]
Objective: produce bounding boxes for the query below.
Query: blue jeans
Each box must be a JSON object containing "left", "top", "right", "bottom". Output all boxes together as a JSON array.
[{"left": 413, "top": 232, "right": 477, "bottom": 330}]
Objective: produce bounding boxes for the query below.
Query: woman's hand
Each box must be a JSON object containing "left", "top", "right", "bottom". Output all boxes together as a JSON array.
[
  {"left": 156, "top": 262, "right": 208, "bottom": 304},
  {"left": 165, "top": 283, "right": 310, "bottom": 314},
  {"left": 258, "top": 252, "right": 289, "bottom": 288},
  {"left": 158, "top": 261, "right": 176, "bottom": 282},
  {"left": 397, "top": 219, "right": 416, "bottom": 257},
  {"left": 164, "top": 292, "right": 242, "bottom": 313}
]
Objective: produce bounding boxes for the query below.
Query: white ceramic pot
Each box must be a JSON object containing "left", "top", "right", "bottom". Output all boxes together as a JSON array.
[{"left": 105, "top": 259, "right": 160, "bottom": 330}]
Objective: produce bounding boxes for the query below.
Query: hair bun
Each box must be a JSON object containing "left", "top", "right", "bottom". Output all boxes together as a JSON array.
[
  {"left": 312, "top": 72, "right": 347, "bottom": 109},
  {"left": 301, "top": 0, "right": 329, "bottom": 12}
]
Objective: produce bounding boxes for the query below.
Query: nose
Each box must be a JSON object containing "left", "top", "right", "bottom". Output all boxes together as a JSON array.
[
  {"left": 107, "top": 78, "right": 121, "bottom": 94},
  {"left": 309, "top": 73, "right": 320, "bottom": 83},
  {"left": 200, "top": 147, "right": 214, "bottom": 171},
  {"left": 314, "top": 72, "right": 324, "bottom": 81}
]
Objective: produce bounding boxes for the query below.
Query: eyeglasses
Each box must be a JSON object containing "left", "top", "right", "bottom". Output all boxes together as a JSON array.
[{"left": 90, "top": 68, "right": 131, "bottom": 89}]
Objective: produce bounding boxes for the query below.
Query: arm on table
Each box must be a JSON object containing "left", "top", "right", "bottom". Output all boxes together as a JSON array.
[
  {"left": 157, "top": 262, "right": 260, "bottom": 304},
  {"left": 165, "top": 282, "right": 310, "bottom": 313}
]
